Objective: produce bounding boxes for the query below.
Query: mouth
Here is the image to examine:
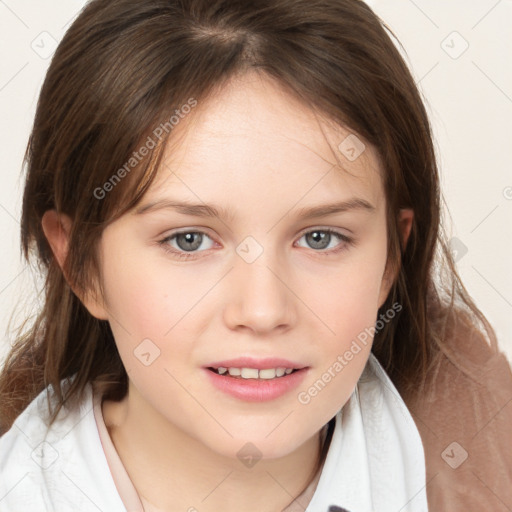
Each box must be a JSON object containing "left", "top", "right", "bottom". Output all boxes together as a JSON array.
[
  {"left": 206, "top": 366, "right": 303, "bottom": 380},
  {"left": 204, "top": 366, "right": 309, "bottom": 402}
]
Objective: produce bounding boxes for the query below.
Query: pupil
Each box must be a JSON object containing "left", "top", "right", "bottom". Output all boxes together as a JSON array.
[
  {"left": 178, "top": 232, "right": 201, "bottom": 251},
  {"left": 307, "top": 231, "right": 328, "bottom": 249}
]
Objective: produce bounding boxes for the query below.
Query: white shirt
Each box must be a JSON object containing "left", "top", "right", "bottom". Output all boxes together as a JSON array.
[{"left": 0, "top": 353, "right": 429, "bottom": 512}]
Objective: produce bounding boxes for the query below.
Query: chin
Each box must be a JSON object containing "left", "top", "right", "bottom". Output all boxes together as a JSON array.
[{"left": 208, "top": 434, "right": 299, "bottom": 463}]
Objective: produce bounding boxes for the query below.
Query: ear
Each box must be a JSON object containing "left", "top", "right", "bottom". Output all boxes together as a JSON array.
[
  {"left": 377, "top": 208, "right": 414, "bottom": 308},
  {"left": 41, "top": 210, "right": 109, "bottom": 320},
  {"left": 397, "top": 208, "right": 414, "bottom": 252},
  {"left": 41, "top": 210, "right": 72, "bottom": 270}
]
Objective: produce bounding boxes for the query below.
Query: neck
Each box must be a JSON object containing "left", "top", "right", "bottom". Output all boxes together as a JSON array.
[{"left": 102, "top": 381, "right": 325, "bottom": 512}]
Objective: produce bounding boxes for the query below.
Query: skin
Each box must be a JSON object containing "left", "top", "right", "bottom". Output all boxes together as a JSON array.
[{"left": 43, "top": 70, "right": 413, "bottom": 512}]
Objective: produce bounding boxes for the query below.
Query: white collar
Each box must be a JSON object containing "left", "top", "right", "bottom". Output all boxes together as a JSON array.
[{"left": 307, "top": 352, "right": 429, "bottom": 512}]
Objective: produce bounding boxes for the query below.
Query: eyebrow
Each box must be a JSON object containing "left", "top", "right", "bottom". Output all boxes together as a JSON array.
[{"left": 135, "top": 197, "right": 375, "bottom": 220}]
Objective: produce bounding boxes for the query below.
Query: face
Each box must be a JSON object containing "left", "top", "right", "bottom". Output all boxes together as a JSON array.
[{"left": 90, "top": 71, "right": 397, "bottom": 460}]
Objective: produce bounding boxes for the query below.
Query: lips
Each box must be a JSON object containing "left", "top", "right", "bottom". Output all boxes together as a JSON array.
[{"left": 204, "top": 364, "right": 310, "bottom": 402}]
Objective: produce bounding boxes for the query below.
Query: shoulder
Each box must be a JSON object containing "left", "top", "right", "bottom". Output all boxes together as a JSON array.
[
  {"left": 0, "top": 376, "right": 126, "bottom": 511},
  {"left": 405, "top": 325, "right": 512, "bottom": 510}
]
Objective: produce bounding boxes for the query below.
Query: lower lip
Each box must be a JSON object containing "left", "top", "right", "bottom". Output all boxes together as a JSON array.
[{"left": 203, "top": 367, "right": 309, "bottom": 402}]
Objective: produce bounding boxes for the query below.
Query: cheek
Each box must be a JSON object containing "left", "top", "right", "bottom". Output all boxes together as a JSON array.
[
  {"left": 309, "top": 266, "right": 380, "bottom": 377},
  {"left": 100, "top": 258, "right": 202, "bottom": 383},
  {"left": 296, "top": 237, "right": 387, "bottom": 415},
  {"left": 313, "top": 246, "right": 387, "bottom": 340},
  {"left": 297, "top": 270, "right": 382, "bottom": 424},
  {"left": 100, "top": 245, "right": 206, "bottom": 339}
]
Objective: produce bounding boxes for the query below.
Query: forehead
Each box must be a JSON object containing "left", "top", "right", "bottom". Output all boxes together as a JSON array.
[{"left": 146, "top": 71, "right": 384, "bottom": 208}]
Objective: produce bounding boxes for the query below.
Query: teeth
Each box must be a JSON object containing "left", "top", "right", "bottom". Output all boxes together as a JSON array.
[
  {"left": 215, "top": 367, "right": 296, "bottom": 379},
  {"left": 241, "top": 368, "right": 259, "bottom": 379},
  {"left": 260, "top": 368, "right": 278, "bottom": 379}
]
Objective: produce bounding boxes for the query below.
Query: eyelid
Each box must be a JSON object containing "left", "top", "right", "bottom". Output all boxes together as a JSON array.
[
  {"left": 295, "top": 225, "right": 350, "bottom": 238},
  {"left": 160, "top": 224, "right": 351, "bottom": 240}
]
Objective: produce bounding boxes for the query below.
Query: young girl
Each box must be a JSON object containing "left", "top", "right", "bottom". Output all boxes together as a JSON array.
[{"left": 1, "top": 0, "right": 511, "bottom": 511}]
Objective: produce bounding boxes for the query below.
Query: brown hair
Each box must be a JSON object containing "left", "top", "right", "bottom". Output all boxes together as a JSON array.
[{"left": 0, "top": 0, "right": 498, "bottom": 435}]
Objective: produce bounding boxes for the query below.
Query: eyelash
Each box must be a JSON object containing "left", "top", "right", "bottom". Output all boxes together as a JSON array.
[{"left": 157, "top": 228, "right": 354, "bottom": 261}]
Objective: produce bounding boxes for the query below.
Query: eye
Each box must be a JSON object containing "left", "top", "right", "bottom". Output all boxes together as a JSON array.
[
  {"left": 295, "top": 228, "right": 353, "bottom": 255},
  {"left": 158, "top": 227, "right": 354, "bottom": 260},
  {"left": 158, "top": 230, "right": 215, "bottom": 259}
]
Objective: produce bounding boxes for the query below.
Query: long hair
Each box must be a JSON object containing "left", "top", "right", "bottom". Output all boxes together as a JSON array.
[{"left": 0, "top": 0, "right": 498, "bottom": 434}]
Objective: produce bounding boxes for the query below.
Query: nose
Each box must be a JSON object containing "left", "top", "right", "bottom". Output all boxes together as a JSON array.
[{"left": 222, "top": 249, "right": 297, "bottom": 335}]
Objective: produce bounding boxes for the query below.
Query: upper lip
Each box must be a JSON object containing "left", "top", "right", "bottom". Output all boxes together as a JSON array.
[{"left": 205, "top": 357, "right": 308, "bottom": 370}]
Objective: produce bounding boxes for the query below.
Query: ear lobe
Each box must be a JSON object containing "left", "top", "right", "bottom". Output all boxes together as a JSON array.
[
  {"left": 81, "top": 287, "right": 110, "bottom": 321},
  {"left": 41, "top": 210, "right": 109, "bottom": 321}
]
